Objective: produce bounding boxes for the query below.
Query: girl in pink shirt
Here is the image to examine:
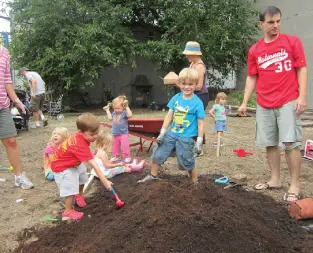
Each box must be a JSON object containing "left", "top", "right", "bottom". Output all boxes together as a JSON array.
[{"left": 43, "top": 127, "right": 70, "bottom": 180}]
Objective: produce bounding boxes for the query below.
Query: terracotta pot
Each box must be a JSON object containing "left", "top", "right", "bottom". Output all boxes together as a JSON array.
[{"left": 288, "top": 198, "right": 313, "bottom": 220}]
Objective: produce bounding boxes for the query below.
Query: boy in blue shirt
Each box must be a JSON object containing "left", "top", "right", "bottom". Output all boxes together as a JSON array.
[{"left": 139, "top": 68, "right": 205, "bottom": 184}]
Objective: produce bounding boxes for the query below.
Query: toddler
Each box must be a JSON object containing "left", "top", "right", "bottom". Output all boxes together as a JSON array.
[
  {"left": 103, "top": 95, "right": 132, "bottom": 163},
  {"left": 209, "top": 92, "right": 229, "bottom": 146},
  {"left": 43, "top": 127, "right": 70, "bottom": 181},
  {"left": 91, "top": 126, "right": 146, "bottom": 178}
]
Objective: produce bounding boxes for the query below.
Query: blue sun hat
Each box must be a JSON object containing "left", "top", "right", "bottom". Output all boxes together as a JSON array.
[{"left": 183, "top": 41, "right": 202, "bottom": 56}]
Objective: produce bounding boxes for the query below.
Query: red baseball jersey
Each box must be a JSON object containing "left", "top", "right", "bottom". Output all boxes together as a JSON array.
[{"left": 248, "top": 34, "right": 306, "bottom": 108}]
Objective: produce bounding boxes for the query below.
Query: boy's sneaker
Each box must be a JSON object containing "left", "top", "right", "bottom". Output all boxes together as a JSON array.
[
  {"left": 62, "top": 209, "right": 84, "bottom": 221},
  {"left": 130, "top": 160, "right": 146, "bottom": 172},
  {"left": 194, "top": 150, "right": 204, "bottom": 158},
  {"left": 43, "top": 119, "right": 48, "bottom": 127},
  {"left": 124, "top": 157, "right": 132, "bottom": 163},
  {"left": 137, "top": 174, "right": 158, "bottom": 183},
  {"left": 74, "top": 195, "right": 87, "bottom": 208},
  {"left": 14, "top": 173, "right": 34, "bottom": 189}
]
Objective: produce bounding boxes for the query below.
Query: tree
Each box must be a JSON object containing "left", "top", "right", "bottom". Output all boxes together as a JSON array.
[{"left": 10, "top": 0, "right": 258, "bottom": 92}]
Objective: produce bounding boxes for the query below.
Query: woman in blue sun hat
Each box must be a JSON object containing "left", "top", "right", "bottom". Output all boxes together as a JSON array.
[{"left": 183, "top": 41, "right": 209, "bottom": 110}]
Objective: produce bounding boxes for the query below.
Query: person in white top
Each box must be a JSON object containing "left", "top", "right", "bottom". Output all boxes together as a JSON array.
[{"left": 19, "top": 67, "right": 48, "bottom": 128}]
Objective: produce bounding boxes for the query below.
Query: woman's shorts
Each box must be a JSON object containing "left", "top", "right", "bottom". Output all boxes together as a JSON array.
[{"left": 0, "top": 108, "right": 17, "bottom": 139}]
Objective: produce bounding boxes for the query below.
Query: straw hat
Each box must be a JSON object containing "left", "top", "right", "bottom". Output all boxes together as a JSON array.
[
  {"left": 182, "top": 41, "right": 202, "bottom": 56},
  {"left": 163, "top": 72, "right": 179, "bottom": 85}
]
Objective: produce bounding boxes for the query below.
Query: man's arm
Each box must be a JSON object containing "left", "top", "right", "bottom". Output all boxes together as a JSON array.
[
  {"left": 30, "top": 78, "right": 37, "bottom": 97},
  {"left": 238, "top": 75, "right": 257, "bottom": 114},
  {"left": 295, "top": 66, "right": 308, "bottom": 115}
]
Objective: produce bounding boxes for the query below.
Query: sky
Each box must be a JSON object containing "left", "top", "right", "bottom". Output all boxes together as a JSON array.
[
  {"left": 0, "top": 0, "right": 11, "bottom": 32},
  {"left": 0, "top": 19, "right": 10, "bottom": 32}
]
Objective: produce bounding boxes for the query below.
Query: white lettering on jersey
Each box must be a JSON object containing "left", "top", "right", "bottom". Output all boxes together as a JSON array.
[{"left": 258, "top": 49, "right": 288, "bottom": 69}]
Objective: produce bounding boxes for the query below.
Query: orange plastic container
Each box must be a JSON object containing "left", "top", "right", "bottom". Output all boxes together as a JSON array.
[
  {"left": 288, "top": 198, "right": 313, "bottom": 220},
  {"left": 128, "top": 118, "right": 164, "bottom": 133}
]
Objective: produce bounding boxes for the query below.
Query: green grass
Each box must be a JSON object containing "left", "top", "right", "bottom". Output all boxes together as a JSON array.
[{"left": 227, "top": 91, "right": 256, "bottom": 108}]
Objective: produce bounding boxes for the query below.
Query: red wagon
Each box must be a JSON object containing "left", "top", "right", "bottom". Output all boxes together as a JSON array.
[{"left": 101, "top": 118, "right": 164, "bottom": 155}]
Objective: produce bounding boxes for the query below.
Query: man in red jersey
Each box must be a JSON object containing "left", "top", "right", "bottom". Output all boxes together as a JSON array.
[{"left": 239, "top": 6, "right": 308, "bottom": 202}]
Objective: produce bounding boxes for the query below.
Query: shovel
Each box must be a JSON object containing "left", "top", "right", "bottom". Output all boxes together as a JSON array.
[{"left": 111, "top": 188, "right": 125, "bottom": 209}]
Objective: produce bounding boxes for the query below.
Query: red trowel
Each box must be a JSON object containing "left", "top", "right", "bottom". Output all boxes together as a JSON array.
[
  {"left": 233, "top": 148, "right": 253, "bottom": 158},
  {"left": 111, "top": 188, "right": 125, "bottom": 209}
]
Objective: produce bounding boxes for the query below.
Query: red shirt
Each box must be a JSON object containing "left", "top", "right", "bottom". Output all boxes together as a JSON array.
[
  {"left": 51, "top": 132, "right": 93, "bottom": 172},
  {"left": 248, "top": 34, "right": 306, "bottom": 108}
]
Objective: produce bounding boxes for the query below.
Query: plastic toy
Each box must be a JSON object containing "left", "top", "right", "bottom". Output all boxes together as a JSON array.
[
  {"left": 233, "top": 148, "right": 253, "bottom": 157},
  {"left": 111, "top": 188, "right": 125, "bottom": 209}
]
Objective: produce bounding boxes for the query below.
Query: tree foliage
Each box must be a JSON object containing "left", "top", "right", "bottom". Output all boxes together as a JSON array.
[{"left": 10, "top": 0, "right": 258, "bottom": 92}]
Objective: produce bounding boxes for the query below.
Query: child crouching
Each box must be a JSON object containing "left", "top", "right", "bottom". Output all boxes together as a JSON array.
[{"left": 51, "top": 113, "right": 113, "bottom": 221}]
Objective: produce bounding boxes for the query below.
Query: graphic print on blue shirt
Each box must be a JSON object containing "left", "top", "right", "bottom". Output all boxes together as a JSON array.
[
  {"left": 112, "top": 111, "right": 128, "bottom": 135},
  {"left": 168, "top": 93, "right": 205, "bottom": 137}
]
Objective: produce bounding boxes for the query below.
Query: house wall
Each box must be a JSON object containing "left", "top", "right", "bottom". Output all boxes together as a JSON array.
[
  {"left": 238, "top": 0, "right": 313, "bottom": 109},
  {"left": 86, "top": 57, "right": 169, "bottom": 106}
]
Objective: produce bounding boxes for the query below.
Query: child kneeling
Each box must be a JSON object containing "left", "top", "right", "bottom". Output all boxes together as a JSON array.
[
  {"left": 139, "top": 68, "right": 205, "bottom": 184},
  {"left": 51, "top": 113, "right": 113, "bottom": 221}
]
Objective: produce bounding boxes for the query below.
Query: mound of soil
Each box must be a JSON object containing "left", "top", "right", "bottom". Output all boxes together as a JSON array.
[{"left": 16, "top": 174, "right": 313, "bottom": 253}]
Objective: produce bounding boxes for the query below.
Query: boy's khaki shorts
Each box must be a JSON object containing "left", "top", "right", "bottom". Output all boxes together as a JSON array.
[
  {"left": 0, "top": 108, "right": 17, "bottom": 139},
  {"left": 30, "top": 93, "right": 45, "bottom": 112},
  {"left": 54, "top": 163, "right": 88, "bottom": 198},
  {"left": 256, "top": 100, "right": 302, "bottom": 149}
]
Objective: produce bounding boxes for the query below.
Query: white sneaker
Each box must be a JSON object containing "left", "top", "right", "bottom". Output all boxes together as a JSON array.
[
  {"left": 31, "top": 124, "right": 41, "bottom": 129},
  {"left": 137, "top": 174, "right": 158, "bottom": 183},
  {"left": 110, "top": 157, "right": 121, "bottom": 163},
  {"left": 15, "top": 173, "right": 34, "bottom": 189}
]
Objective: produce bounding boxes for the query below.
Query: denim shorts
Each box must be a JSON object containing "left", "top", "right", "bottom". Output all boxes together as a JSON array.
[
  {"left": 214, "top": 120, "right": 227, "bottom": 132},
  {"left": 54, "top": 163, "right": 88, "bottom": 197},
  {"left": 256, "top": 100, "right": 302, "bottom": 149},
  {"left": 152, "top": 132, "right": 195, "bottom": 171}
]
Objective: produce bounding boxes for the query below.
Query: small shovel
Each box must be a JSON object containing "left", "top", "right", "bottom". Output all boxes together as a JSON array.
[{"left": 111, "top": 188, "right": 125, "bottom": 209}]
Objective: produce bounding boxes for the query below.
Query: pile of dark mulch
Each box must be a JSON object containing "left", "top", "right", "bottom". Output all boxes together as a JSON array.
[{"left": 15, "top": 173, "right": 313, "bottom": 253}]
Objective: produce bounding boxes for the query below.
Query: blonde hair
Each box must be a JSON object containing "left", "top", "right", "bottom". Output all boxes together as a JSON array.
[
  {"left": 96, "top": 126, "right": 113, "bottom": 152},
  {"left": 215, "top": 92, "right": 227, "bottom": 103},
  {"left": 112, "top": 95, "right": 126, "bottom": 109},
  {"left": 178, "top": 68, "right": 199, "bottom": 84},
  {"left": 50, "top": 127, "right": 70, "bottom": 143},
  {"left": 76, "top": 112, "right": 100, "bottom": 133}
]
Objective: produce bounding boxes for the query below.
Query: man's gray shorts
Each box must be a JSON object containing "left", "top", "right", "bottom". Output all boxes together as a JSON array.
[
  {"left": 0, "top": 108, "right": 17, "bottom": 139},
  {"left": 54, "top": 163, "right": 88, "bottom": 198},
  {"left": 256, "top": 100, "right": 302, "bottom": 150}
]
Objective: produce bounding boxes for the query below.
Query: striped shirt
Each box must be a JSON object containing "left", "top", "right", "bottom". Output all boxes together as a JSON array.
[{"left": 0, "top": 46, "right": 12, "bottom": 109}]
